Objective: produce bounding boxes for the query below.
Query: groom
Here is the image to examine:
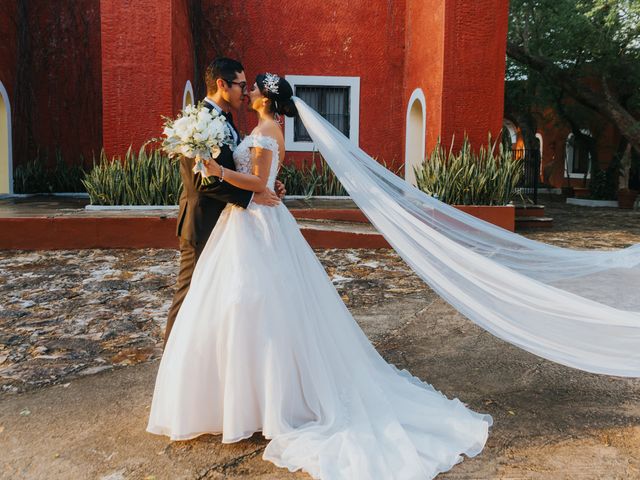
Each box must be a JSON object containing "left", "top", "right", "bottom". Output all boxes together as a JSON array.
[{"left": 164, "top": 57, "right": 284, "bottom": 347}]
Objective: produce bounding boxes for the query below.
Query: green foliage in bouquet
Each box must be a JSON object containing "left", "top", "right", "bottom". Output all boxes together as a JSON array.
[
  {"left": 14, "top": 150, "right": 85, "bottom": 193},
  {"left": 414, "top": 136, "right": 523, "bottom": 205},
  {"left": 83, "top": 146, "right": 182, "bottom": 205}
]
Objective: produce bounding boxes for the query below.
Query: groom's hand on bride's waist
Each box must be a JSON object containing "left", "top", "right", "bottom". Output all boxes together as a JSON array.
[{"left": 252, "top": 189, "right": 280, "bottom": 207}]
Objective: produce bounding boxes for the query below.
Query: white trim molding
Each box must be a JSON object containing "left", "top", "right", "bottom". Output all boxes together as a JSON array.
[
  {"left": 182, "top": 80, "right": 194, "bottom": 108},
  {"left": 0, "top": 81, "right": 13, "bottom": 194},
  {"left": 404, "top": 88, "right": 426, "bottom": 185},
  {"left": 535, "top": 132, "right": 544, "bottom": 179},
  {"left": 503, "top": 119, "right": 518, "bottom": 145},
  {"left": 285, "top": 75, "right": 360, "bottom": 152}
]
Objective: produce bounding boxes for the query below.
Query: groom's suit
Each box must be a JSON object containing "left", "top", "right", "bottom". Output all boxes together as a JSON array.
[{"left": 165, "top": 99, "right": 253, "bottom": 346}]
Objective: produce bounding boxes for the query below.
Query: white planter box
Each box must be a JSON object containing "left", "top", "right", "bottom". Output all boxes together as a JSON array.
[{"left": 85, "top": 205, "right": 178, "bottom": 211}]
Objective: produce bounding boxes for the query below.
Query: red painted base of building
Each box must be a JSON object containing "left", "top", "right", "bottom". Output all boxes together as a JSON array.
[
  {"left": 0, "top": 205, "right": 514, "bottom": 250},
  {"left": 0, "top": 217, "right": 390, "bottom": 250},
  {"left": 291, "top": 205, "right": 515, "bottom": 232}
]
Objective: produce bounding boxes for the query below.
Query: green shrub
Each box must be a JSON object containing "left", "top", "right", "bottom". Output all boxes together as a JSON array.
[
  {"left": 279, "top": 151, "right": 348, "bottom": 197},
  {"left": 414, "top": 136, "right": 523, "bottom": 205},
  {"left": 82, "top": 146, "right": 182, "bottom": 205},
  {"left": 279, "top": 151, "right": 403, "bottom": 197},
  {"left": 14, "top": 150, "right": 85, "bottom": 193}
]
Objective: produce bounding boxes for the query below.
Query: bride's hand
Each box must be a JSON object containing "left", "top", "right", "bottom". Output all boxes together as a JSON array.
[{"left": 200, "top": 156, "right": 222, "bottom": 178}]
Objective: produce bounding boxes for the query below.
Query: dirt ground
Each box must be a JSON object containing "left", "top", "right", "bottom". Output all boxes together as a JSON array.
[{"left": 1, "top": 196, "right": 639, "bottom": 479}]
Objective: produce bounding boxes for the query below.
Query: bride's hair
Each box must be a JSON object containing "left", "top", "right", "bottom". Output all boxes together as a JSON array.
[{"left": 256, "top": 73, "right": 298, "bottom": 118}]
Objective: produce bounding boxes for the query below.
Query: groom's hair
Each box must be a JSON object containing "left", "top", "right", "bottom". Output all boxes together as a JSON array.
[{"left": 205, "top": 57, "right": 244, "bottom": 94}]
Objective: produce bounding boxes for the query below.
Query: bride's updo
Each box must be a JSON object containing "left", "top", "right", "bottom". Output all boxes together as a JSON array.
[{"left": 256, "top": 73, "right": 298, "bottom": 118}]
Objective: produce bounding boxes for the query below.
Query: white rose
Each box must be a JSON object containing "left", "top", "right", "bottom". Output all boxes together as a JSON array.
[
  {"left": 180, "top": 144, "right": 193, "bottom": 157},
  {"left": 197, "top": 109, "right": 211, "bottom": 123},
  {"left": 193, "top": 131, "right": 207, "bottom": 143}
]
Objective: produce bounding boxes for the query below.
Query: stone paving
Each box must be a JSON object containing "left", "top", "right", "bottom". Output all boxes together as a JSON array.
[
  {"left": 1, "top": 194, "right": 638, "bottom": 396},
  {"left": 1, "top": 195, "right": 639, "bottom": 479},
  {"left": 0, "top": 249, "right": 428, "bottom": 395}
]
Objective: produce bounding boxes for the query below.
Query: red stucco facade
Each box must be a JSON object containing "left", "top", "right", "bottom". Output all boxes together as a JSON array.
[
  {"left": 0, "top": 1, "right": 17, "bottom": 102},
  {"left": 0, "top": 0, "right": 102, "bottom": 168},
  {"left": 100, "top": 0, "right": 193, "bottom": 157},
  {"left": 1, "top": 0, "right": 510, "bottom": 174}
]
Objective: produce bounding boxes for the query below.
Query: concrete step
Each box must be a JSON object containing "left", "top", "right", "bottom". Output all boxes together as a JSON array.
[
  {"left": 515, "top": 216, "right": 554, "bottom": 229},
  {"left": 514, "top": 204, "right": 546, "bottom": 217}
]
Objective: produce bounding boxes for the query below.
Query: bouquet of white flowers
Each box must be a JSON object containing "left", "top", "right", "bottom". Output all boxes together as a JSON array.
[{"left": 160, "top": 102, "right": 233, "bottom": 185}]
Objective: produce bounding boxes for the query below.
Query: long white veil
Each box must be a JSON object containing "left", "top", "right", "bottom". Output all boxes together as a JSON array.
[{"left": 293, "top": 96, "right": 640, "bottom": 377}]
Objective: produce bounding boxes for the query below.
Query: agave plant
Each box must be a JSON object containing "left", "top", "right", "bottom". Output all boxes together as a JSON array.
[
  {"left": 279, "top": 150, "right": 403, "bottom": 197},
  {"left": 414, "top": 135, "right": 523, "bottom": 205},
  {"left": 279, "top": 150, "right": 348, "bottom": 197},
  {"left": 82, "top": 145, "right": 182, "bottom": 205}
]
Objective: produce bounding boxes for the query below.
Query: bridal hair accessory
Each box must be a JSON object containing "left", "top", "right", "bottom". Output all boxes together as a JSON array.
[{"left": 263, "top": 73, "right": 280, "bottom": 95}]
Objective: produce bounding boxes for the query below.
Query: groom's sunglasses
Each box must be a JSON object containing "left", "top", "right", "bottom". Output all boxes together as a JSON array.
[{"left": 225, "top": 79, "right": 248, "bottom": 93}]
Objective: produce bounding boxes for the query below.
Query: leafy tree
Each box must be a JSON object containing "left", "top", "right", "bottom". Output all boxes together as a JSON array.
[{"left": 506, "top": 0, "right": 640, "bottom": 153}]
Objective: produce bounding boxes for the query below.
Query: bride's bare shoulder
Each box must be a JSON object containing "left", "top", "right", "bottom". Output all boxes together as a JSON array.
[{"left": 253, "top": 121, "right": 283, "bottom": 140}]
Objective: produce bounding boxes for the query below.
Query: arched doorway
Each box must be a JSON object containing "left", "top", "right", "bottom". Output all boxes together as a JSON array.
[
  {"left": 404, "top": 89, "right": 426, "bottom": 186},
  {"left": 0, "top": 81, "right": 12, "bottom": 194},
  {"left": 182, "top": 80, "right": 194, "bottom": 108}
]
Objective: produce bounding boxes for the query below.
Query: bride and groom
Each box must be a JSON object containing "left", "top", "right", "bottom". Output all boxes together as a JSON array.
[{"left": 147, "top": 57, "right": 492, "bottom": 479}]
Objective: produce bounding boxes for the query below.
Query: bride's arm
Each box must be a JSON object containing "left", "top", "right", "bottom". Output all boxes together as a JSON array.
[{"left": 203, "top": 147, "right": 272, "bottom": 193}]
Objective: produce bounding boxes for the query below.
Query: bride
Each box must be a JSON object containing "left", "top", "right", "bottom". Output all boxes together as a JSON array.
[{"left": 146, "top": 72, "right": 492, "bottom": 479}]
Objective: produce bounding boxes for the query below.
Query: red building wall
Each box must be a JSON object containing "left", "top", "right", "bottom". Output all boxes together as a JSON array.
[
  {"left": 0, "top": 0, "right": 17, "bottom": 101},
  {"left": 534, "top": 107, "right": 622, "bottom": 189},
  {"left": 440, "top": 0, "right": 509, "bottom": 151},
  {"left": 100, "top": 0, "right": 194, "bottom": 157},
  {"left": 2, "top": 0, "right": 102, "bottom": 168},
  {"left": 198, "top": 0, "right": 407, "bottom": 168},
  {"left": 404, "top": 0, "right": 445, "bottom": 153},
  {"left": 171, "top": 0, "right": 195, "bottom": 114},
  {"left": 4, "top": 0, "right": 510, "bottom": 177}
]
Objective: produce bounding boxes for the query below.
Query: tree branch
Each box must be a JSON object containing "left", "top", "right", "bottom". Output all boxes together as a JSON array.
[{"left": 506, "top": 42, "right": 640, "bottom": 152}]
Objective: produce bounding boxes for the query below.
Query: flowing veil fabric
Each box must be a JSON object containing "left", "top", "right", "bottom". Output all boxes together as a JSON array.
[{"left": 292, "top": 97, "right": 640, "bottom": 377}]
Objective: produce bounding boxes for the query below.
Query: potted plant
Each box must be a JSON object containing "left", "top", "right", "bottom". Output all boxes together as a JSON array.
[{"left": 617, "top": 144, "right": 638, "bottom": 209}]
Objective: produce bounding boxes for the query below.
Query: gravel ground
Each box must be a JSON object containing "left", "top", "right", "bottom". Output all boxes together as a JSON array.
[{"left": 1, "top": 196, "right": 639, "bottom": 479}]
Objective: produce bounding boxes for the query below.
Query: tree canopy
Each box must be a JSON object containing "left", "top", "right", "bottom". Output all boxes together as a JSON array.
[{"left": 506, "top": 0, "right": 640, "bottom": 152}]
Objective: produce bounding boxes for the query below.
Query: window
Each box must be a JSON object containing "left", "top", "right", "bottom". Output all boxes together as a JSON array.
[
  {"left": 284, "top": 75, "right": 360, "bottom": 152},
  {"left": 294, "top": 86, "right": 350, "bottom": 141},
  {"left": 565, "top": 130, "right": 592, "bottom": 178}
]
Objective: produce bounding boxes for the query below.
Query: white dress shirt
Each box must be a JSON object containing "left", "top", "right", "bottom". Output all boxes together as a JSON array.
[{"left": 203, "top": 97, "right": 239, "bottom": 145}]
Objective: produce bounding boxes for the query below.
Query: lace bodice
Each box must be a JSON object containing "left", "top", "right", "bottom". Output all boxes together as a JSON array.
[{"left": 232, "top": 134, "right": 280, "bottom": 190}]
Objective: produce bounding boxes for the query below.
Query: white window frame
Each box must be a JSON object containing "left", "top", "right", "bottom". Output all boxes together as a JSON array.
[
  {"left": 565, "top": 129, "right": 592, "bottom": 179},
  {"left": 284, "top": 75, "right": 360, "bottom": 152}
]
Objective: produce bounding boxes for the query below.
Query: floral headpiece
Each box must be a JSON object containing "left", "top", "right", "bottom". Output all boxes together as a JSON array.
[{"left": 263, "top": 73, "right": 280, "bottom": 95}]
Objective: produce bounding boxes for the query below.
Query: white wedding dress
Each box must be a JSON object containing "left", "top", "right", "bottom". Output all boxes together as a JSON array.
[{"left": 146, "top": 133, "right": 492, "bottom": 479}]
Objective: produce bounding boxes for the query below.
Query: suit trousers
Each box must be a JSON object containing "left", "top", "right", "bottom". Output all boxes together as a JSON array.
[{"left": 164, "top": 237, "right": 205, "bottom": 347}]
